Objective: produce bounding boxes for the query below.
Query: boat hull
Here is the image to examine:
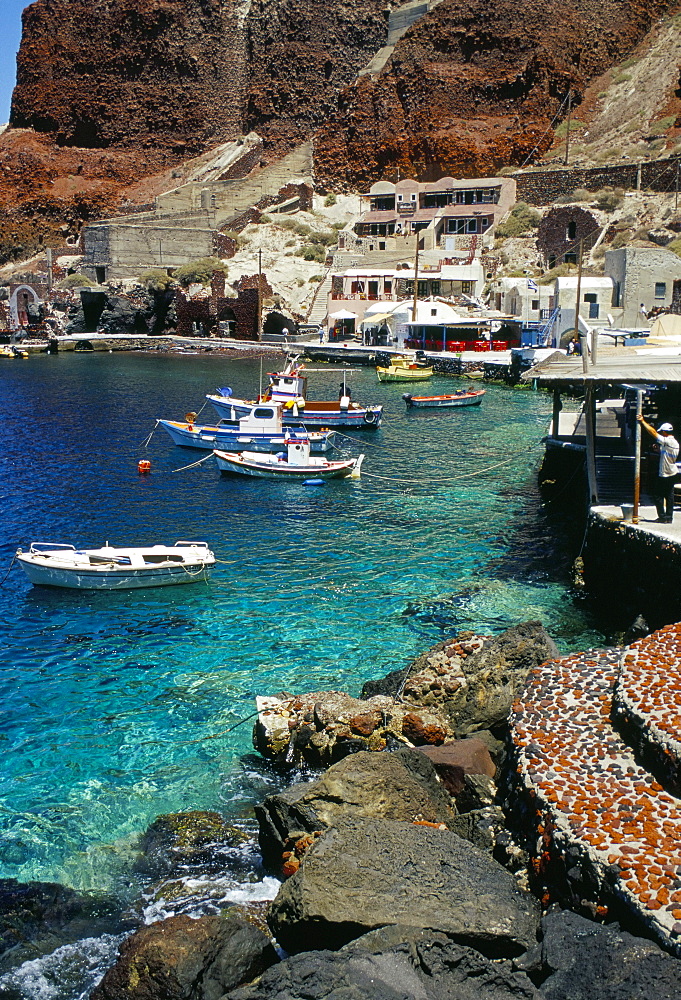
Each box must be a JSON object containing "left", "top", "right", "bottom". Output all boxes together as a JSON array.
[
  {"left": 213, "top": 450, "right": 359, "bottom": 480},
  {"left": 207, "top": 395, "right": 382, "bottom": 429},
  {"left": 16, "top": 542, "right": 215, "bottom": 590},
  {"left": 403, "top": 390, "right": 485, "bottom": 408},
  {"left": 158, "top": 420, "right": 333, "bottom": 452},
  {"left": 17, "top": 560, "right": 213, "bottom": 590},
  {"left": 376, "top": 366, "right": 434, "bottom": 383}
]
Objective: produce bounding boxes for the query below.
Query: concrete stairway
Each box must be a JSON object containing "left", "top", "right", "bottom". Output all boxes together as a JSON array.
[
  {"left": 512, "top": 625, "right": 681, "bottom": 953},
  {"left": 306, "top": 270, "right": 334, "bottom": 324}
]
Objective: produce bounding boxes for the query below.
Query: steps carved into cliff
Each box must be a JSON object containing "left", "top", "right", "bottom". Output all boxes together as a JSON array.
[
  {"left": 512, "top": 635, "right": 681, "bottom": 953},
  {"left": 359, "top": 0, "right": 443, "bottom": 78}
]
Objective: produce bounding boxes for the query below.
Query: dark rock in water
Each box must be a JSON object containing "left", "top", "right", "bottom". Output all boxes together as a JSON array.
[
  {"left": 518, "top": 908, "right": 681, "bottom": 998},
  {"left": 227, "top": 924, "right": 541, "bottom": 999},
  {"left": 135, "top": 810, "right": 250, "bottom": 878},
  {"left": 0, "top": 878, "right": 128, "bottom": 974},
  {"left": 363, "top": 622, "right": 558, "bottom": 737},
  {"left": 267, "top": 816, "right": 540, "bottom": 956},
  {"left": 622, "top": 614, "right": 650, "bottom": 645},
  {"left": 256, "top": 749, "right": 457, "bottom": 871},
  {"left": 90, "top": 912, "right": 277, "bottom": 1000}
]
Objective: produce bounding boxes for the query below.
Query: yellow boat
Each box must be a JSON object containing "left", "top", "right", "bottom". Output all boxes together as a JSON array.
[
  {"left": 376, "top": 356, "right": 434, "bottom": 383},
  {"left": 0, "top": 345, "right": 28, "bottom": 359}
]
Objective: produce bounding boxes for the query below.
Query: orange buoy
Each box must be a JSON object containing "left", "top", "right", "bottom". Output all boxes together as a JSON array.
[{"left": 138, "top": 459, "right": 151, "bottom": 474}]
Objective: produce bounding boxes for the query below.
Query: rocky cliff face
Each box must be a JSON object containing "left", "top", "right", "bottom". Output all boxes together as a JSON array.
[
  {"left": 315, "top": 0, "right": 678, "bottom": 186},
  {"left": 1, "top": 0, "right": 679, "bottom": 263}
]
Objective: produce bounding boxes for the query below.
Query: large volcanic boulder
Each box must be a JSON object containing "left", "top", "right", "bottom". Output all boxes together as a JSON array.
[
  {"left": 363, "top": 622, "right": 558, "bottom": 736},
  {"left": 90, "top": 912, "right": 277, "bottom": 1000},
  {"left": 267, "top": 816, "right": 540, "bottom": 956},
  {"left": 255, "top": 748, "right": 457, "bottom": 871},
  {"left": 227, "top": 924, "right": 541, "bottom": 1000},
  {"left": 519, "top": 908, "right": 681, "bottom": 998}
]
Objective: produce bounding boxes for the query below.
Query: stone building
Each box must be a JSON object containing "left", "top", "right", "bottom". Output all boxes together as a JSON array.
[
  {"left": 604, "top": 247, "right": 681, "bottom": 327},
  {"left": 536, "top": 206, "right": 601, "bottom": 268}
]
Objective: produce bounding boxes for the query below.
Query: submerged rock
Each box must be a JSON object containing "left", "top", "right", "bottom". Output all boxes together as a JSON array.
[
  {"left": 0, "top": 878, "right": 129, "bottom": 974},
  {"left": 135, "top": 810, "right": 250, "bottom": 878},
  {"left": 363, "top": 622, "right": 559, "bottom": 736},
  {"left": 267, "top": 816, "right": 540, "bottom": 956},
  {"left": 90, "top": 912, "right": 277, "bottom": 1000},
  {"left": 227, "top": 924, "right": 541, "bottom": 999},
  {"left": 255, "top": 748, "right": 457, "bottom": 871}
]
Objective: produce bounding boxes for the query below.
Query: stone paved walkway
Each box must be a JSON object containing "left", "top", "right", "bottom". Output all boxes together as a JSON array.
[{"left": 512, "top": 640, "right": 681, "bottom": 951}]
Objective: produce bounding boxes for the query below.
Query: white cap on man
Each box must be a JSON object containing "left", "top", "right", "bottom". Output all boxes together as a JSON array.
[{"left": 659, "top": 422, "right": 674, "bottom": 433}]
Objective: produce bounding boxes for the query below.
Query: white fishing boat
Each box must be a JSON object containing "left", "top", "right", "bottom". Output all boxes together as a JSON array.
[
  {"left": 15, "top": 541, "right": 215, "bottom": 590},
  {"left": 214, "top": 435, "right": 364, "bottom": 480},
  {"left": 207, "top": 356, "right": 383, "bottom": 430},
  {"left": 157, "top": 401, "right": 334, "bottom": 453}
]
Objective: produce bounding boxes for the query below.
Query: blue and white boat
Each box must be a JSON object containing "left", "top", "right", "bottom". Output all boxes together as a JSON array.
[
  {"left": 158, "top": 401, "right": 334, "bottom": 453},
  {"left": 206, "top": 357, "right": 383, "bottom": 430},
  {"left": 214, "top": 436, "right": 364, "bottom": 481}
]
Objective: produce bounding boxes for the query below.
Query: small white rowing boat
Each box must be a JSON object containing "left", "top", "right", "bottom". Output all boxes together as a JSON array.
[
  {"left": 15, "top": 541, "right": 215, "bottom": 590},
  {"left": 214, "top": 435, "right": 364, "bottom": 480}
]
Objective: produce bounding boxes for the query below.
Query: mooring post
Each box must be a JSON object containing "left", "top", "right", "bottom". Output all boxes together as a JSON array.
[
  {"left": 633, "top": 389, "right": 643, "bottom": 523},
  {"left": 584, "top": 381, "right": 599, "bottom": 506}
]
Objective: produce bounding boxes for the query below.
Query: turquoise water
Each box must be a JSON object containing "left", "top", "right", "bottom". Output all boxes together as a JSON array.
[{"left": 0, "top": 352, "right": 602, "bottom": 897}]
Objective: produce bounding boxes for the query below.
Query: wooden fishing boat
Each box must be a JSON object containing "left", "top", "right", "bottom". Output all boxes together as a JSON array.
[
  {"left": 15, "top": 541, "right": 215, "bottom": 590},
  {"left": 376, "top": 356, "right": 434, "bottom": 382},
  {"left": 207, "top": 356, "right": 383, "bottom": 430},
  {"left": 157, "top": 401, "right": 334, "bottom": 453},
  {"left": 402, "top": 389, "right": 485, "bottom": 409},
  {"left": 214, "top": 435, "right": 364, "bottom": 481}
]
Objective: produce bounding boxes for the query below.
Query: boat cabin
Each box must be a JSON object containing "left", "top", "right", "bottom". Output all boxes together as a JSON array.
[
  {"left": 265, "top": 369, "right": 308, "bottom": 403},
  {"left": 237, "top": 403, "right": 285, "bottom": 435}
]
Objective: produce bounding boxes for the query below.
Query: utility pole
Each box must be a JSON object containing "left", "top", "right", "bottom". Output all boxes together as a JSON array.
[
  {"left": 257, "top": 248, "right": 262, "bottom": 342},
  {"left": 412, "top": 231, "right": 420, "bottom": 321},
  {"left": 46, "top": 248, "right": 53, "bottom": 292},
  {"left": 573, "top": 239, "right": 587, "bottom": 374},
  {"left": 564, "top": 90, "right": 572, "bottom": 167},
  {"left": 675, "top": 160, "right": 679, "bottom": 214}
]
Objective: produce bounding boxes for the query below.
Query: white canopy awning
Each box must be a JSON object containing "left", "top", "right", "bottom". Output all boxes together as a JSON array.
[{"left": 330, "top": 309, "right": 359, "bottom": 320}]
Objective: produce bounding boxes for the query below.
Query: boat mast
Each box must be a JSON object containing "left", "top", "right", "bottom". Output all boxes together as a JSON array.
[{"left": 412, "top": 230, "right": 420, "bottom": 322}]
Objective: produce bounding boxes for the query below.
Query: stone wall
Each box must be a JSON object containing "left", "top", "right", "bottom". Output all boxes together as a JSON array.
[
  {"left": 536, "top": 206, "right": 601, "bottom": 265},
  {"left": 515, "top": 155, "right": 681, "bottom": 205}
]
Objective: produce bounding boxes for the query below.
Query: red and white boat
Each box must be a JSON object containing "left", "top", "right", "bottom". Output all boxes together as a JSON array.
[{"left": 402, "top": 389, "right": 485, "bottom": 409}]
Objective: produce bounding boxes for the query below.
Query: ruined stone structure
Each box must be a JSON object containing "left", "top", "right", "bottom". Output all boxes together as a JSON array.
[{"left": 536, "top": 206, "right": 601, "bottom": 268}]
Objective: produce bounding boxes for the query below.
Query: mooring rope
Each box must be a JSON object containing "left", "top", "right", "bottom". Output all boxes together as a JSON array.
[
  {"left": 360, "top": 445, "right": 536, "bottom": 485},
  {"left": 139, "top": 420, "right": 159, "bottom": 449},
  {"left": 0, "top": 554, "right": 17, "bottom": 587},
  {"left": 169, "top": 453, "right": 215, "bottom": 473}
]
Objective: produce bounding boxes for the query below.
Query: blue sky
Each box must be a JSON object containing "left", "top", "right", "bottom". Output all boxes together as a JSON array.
[{"left": 1, "top": 1, "right": 29, "bottom": 123}]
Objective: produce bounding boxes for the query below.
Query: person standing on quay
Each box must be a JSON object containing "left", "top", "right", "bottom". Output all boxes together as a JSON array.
[{"left": 637, "top": 415, "right": 680, "bottom": 523}]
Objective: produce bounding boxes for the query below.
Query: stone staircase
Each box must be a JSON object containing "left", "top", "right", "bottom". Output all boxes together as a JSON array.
[
  {"left": 512, "top": 623, "right": 681, "bottom": 953},
  {"left": 360, "top": 0, "right": 443, "bottom": 78},
  {"left": 305, "top": 269, "right": 334, "bottom": 325}
]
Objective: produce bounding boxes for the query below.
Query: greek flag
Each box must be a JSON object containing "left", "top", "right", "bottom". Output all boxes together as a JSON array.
[{"left": 527, "top": 278, "right": 539, "bottom": 292}]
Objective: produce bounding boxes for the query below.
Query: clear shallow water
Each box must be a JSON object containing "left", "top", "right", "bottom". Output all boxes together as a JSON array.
[{"left": 0, "top": 352, "right": 603, "bottom": 899}]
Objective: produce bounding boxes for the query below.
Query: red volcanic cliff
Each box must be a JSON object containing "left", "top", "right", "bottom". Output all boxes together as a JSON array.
[
  {"left": 315, "top": 0, "right": 678, "bottom": 186},
  {"left": 1, "top": 0, "right": 680, "bottom": 262}
]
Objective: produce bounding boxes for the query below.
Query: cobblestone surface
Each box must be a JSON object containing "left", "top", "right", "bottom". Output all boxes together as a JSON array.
[{"left": 513, "top": 644, "right": 681, "bottom": 950}]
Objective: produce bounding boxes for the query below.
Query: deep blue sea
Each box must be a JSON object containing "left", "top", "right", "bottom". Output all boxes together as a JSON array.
[{"left": 0, "top": 350, "right": 603, "bottom": 996}]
